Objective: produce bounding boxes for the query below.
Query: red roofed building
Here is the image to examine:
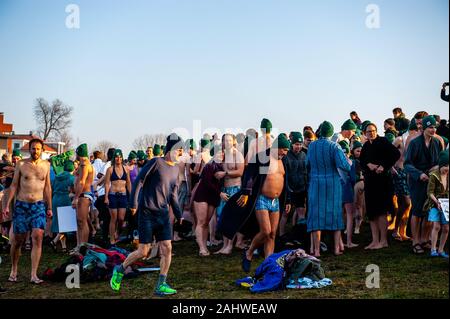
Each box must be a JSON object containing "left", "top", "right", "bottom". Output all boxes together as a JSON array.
[
  {"left": 0, "top": 112, "right": 14, "bottom": 154},
  {"left": 0, "top": 112, "right": 65, "bottom": 159}
]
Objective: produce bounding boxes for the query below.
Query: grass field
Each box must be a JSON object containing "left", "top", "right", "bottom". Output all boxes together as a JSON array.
[{"left": 0, "top": 226, "right": 448, "bottom": 299}]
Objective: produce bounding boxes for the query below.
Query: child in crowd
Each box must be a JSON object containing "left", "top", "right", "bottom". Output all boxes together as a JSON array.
[{"left": 425, "top": 150, "right": 449, "bottom": 258}]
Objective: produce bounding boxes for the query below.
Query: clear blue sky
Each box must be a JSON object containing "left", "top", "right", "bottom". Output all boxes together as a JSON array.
[{"left": 1, "top": 0, "right": 448, "bottom": 155}]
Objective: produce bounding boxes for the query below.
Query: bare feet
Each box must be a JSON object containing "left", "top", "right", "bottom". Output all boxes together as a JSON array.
[
  {"left": 213, "top": 249, "right": 232, "bottom": 255},
  {"left": 365, "top": 242, "right": 378, "bottom": 250},
  {"left": 345, "top": 243, "right": 359, "bottom": 248},
  {"left": 173, "top": 235, "right": 183, "bottom": 242},
  {"left": 334, "top": 250, "right": 344, "bottom": 256},
  {"left": 199, "top": 250, "right": 210, "bottom": 257},
  {"left": 366, "top": 243, "right": 388, "bottom": 250}
]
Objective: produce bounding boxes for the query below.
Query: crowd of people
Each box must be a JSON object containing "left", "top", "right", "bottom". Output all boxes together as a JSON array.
[{"left": 1, "top": 86, "right": 449, "bottom": 295}]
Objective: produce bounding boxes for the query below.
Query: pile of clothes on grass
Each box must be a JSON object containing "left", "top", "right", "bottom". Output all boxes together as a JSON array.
[
  {"left": 42, "top": 243, "right": 154, "bottom": 283},
  {"left": 236, "top": 248, "right": 332, "bottom": 293}
]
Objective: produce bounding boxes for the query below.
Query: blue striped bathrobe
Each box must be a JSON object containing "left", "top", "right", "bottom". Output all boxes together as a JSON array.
[{"left": 306, "top": 137, "right": 351, "bottom": 232}]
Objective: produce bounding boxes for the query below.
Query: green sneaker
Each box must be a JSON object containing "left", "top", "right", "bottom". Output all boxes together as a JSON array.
[
  {"left": 110, "top": 266, "right": 124, "bottom": 292},
  {"left": 154, "top": 282, "right": 177, "bottom": 296}
]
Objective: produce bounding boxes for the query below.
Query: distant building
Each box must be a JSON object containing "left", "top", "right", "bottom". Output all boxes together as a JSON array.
[
  {"left": 0, "top": 112, "right": 64, "bottom": 159},
  {"left": 0, "top": 112, "right": 14, "bottom": 155}
]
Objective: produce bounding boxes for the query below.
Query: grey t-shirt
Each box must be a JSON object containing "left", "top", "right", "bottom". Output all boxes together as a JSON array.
[{"left": 130, "top": 157, "right": 182, "bottom": 219}]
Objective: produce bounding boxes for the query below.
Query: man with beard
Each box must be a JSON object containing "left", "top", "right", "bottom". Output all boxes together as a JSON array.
[{"left": 3, "top": 139, "right": 52, "bottom": 284}]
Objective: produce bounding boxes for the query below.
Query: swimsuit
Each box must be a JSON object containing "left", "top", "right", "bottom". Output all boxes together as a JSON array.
[
  {"left": 108, "top": 192, "right": 128, "bottom": 209},
  {"left": 13, "top": 200, "right": 46, "bottom": 234},
  {"left": 80, "top": 192, "right": 95, "bottom": 203},
  {"left": 111, "top": 166, "right": 127, "bottom": 182},
  {"left": 108, "top": 166, "right": 128, "bottom": 209},
  {"left": 255, "top": 195, "right": 280, "bottom": 213}
]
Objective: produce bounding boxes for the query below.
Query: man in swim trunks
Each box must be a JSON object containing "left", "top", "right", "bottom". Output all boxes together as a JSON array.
[
  {"left": 238, "top": 134, "right": 291, "bottom": 272},
  {"left": 72, "top": 143, "right": 95, "bottom": 246},
  {"left": 215, "top": 134, "right": 245, "bottom": 255},
  {"left": 3, "top": 138, "right": 52, "bottom": 284},
  {"left": 110, "top": 133, "right": 184, "bottom": 296},
  {"left": 245, "top": 118, "right": 274, "bottom": 166}
]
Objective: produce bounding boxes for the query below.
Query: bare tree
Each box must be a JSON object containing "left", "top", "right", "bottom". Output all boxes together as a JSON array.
[
  {"left": 93, "top": 140, "right": 118, "bottom": 157},
  {"left": 57, "top": 130, "right": 73, "bottom": 152},
  {"left": 132, "top": 134, "right": 166, "bottom": 150},
  {"left": 34, "top": 98, "right": 74, "bottom": 140}
]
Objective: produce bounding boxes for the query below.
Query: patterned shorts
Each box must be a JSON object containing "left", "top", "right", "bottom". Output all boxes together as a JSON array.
[
  {"left": 255, "top": 195, "right": 280, "bottom": 213},
  {"left": 13, "top": 200, "right": 46, "bottom": 234},
  {"left": 392, "top": 168, "right": 410, "bottom": 196}
]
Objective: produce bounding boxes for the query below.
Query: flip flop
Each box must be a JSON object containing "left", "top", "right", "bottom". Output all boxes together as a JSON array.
[
  {"left": 8, "top": 276, "right": 17, "bottom": 283},
  {"left": 30, "top": 278, "right": 44, "bottom": 285},
  {"left": 412, "top": 243, "right": 424, "bottom": 254}
]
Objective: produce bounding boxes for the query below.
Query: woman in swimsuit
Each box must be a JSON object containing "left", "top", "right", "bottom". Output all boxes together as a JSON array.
[
  {"left": 189, "top": 139, "right": 212, "bottom": 229},
  {"left": 104, "top": 149, "right": 131, "bottom": 245},
  {"left": 192, "top": 145, "right": 223, "bottom": 256}
]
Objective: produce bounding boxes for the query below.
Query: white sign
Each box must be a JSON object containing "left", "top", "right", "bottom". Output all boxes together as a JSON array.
[
  {"left": 439, "top": 199, "right": 449, "bottom": 222},
  {"left": 58, "top": 206, "right": 78, "bottom": 233}
]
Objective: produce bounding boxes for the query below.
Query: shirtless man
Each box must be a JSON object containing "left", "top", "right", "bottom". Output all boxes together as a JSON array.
[
  {"left": 331, "top": 119, "right": 357, "bottom": 144},
  {"left": 214, "top": 134, "right": 245, "bottom": 255},
  {"left": 3, "top": 139, "right": 52, "bottom": 284},
  {"left": 391, "top": 134, "right": 412, "bottom": 241},
  {"left": 238, "top": 134, "right": 290, "bottom": 272},
  {"left": 245, "top": 118, "right": 274, "bottom": 165},
  {"left": 405, "top": 112, "right": 427, "bottom": 151},
  {"left": 72, "top": 143, "right": 95, "bottom": 246}
]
